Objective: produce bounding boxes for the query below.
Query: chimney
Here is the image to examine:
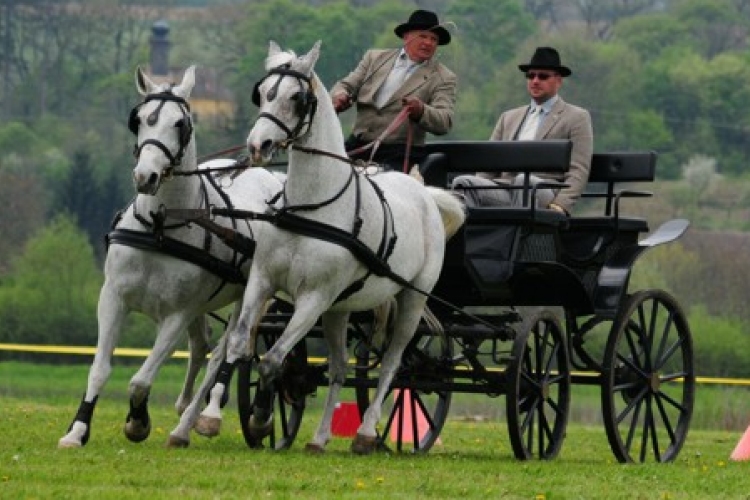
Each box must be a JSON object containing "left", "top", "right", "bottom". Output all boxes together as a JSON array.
[{"left": 149, "top": 20, "right": 170, "bottom": 76}]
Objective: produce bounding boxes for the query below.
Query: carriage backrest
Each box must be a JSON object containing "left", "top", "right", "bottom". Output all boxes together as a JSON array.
[
  {"left": 583, "top": 151, "right": 657, "bottom": 216},
  {"left": 421, "top": 139, "right": 573, "bottom": 188}
]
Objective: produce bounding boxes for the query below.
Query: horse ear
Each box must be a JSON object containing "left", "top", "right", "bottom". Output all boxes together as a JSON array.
[
  {"left": 268, "top": 40, "right": 282, "bottom": 58},
  {"left": 174, "top": 65, "right": 197, "bottom": 99},
  {"left": 135, "top": 66, "right": 156, "bottom": 96},
  {"left": 300, "top": 40, "right": 321, "bottom": 73}
]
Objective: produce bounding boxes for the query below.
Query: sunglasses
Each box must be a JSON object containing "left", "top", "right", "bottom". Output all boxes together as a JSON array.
[{"left": 525, "top": 71, "right": 557, "bottom": 81}]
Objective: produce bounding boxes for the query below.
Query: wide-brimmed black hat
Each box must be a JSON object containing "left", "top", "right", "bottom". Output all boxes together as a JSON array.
[
  {"left": 518, "top": 47, "right": 571, "bottom": 77},
  {"left": 394, "top": 9, "right": 451, "bottom": 46}
]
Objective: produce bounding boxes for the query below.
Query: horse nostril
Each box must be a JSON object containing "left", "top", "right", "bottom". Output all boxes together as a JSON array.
[
  {"left": 148, "top": 172, "right": 159, "bottom": 186},
  {"left": 261, "top": 139, "right": 273, "bottom": 154}
]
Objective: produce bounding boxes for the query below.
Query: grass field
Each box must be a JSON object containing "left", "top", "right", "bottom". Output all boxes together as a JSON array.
[{"left": 1, "top": 361, "right": 749, "bottom": 499}]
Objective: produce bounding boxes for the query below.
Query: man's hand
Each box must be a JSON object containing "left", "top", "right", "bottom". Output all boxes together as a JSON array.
[
  {"left": 332, "top": 92, "right": 352, "bottom": 113},
  {"left": 548, "top": 202, "right": 568, "bottom": 215},
  {"left": 402, "top": 96, "right": 424, "bottom": 120}
]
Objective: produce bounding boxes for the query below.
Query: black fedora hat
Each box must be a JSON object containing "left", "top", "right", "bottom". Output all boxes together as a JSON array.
[
  {"left": 394, "top": 9, "right": 451, "bottom": 46},
  {"left": 518, "top": 47, "right": 571, "bottom": 77}
]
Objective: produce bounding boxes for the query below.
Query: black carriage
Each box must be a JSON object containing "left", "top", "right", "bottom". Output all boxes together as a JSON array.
[{"left": 235, "top": 140, "right": 694, "bottom": 463}]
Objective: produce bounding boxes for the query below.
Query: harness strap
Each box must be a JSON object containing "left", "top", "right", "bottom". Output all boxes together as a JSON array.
[
  {"left": 107, "top": 228, "right": 247, "bottom": 285},
  {"left": 266, "top": 211, "right": 400, "bottom": 281}
]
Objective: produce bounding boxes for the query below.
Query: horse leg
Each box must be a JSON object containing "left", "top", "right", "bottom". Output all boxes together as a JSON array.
[
  {"left": 175, "top": 316, "right": 212, "bottom": 415},
  {"left": 124, "top": 314, "right": 193, "bottom": 443},
  {"left": 59, "top": 285, "right": 126, "bottom": 448},
  {"left": 195, "top": 293, "right": 270, "bottom": 437},
  {"left": 305, "top": 311, "right": 350, "bottom": 453},
  {"left": 246, "top": 294, "right": 326, "bottom": 439},
  {"left": 166, "top": 329, "right": 231, "bottom": 447},
  {"left": 352, "top": 292, "right": 426, "bottom": 455}
]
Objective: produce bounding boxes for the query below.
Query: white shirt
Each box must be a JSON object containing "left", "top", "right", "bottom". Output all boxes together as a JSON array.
[{"left": 374, "top": 51, "right": 420, "bottom": 108}]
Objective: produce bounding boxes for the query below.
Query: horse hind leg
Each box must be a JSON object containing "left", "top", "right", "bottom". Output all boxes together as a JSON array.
[
  {"left": 175, "top": 316, "right": 213, "bottom": 415},
  {"left": 352, "top": 293, "right": 426, "bottom": 455},
  {"left": 194, "top": 300, "right": 266, "bottom": 439},
  {"left": 166, "top": 332, "right": 230, "bottom": 447},
  {"left": 306, "top": 311, "right": 350, "bottom": 453}
]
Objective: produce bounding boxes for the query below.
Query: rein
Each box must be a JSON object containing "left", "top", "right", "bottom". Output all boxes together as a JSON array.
[{"left": 345, "top": 107, "right": 415, "bottom": 173}]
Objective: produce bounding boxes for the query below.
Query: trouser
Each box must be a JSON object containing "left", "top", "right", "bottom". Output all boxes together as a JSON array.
[{"left": 451, "top": 174, "right": 556, "bottom": 208}]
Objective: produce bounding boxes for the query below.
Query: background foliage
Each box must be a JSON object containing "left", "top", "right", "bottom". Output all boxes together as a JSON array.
[{"left": 1, "top": 0, "right": 749, "bottom": 376}]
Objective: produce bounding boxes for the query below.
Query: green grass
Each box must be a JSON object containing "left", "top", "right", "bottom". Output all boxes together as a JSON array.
[{"left": 1, "top": 361, "right": 749, "bottom": 499}]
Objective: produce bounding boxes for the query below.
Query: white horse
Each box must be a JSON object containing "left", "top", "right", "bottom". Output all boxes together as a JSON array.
[
  {"left": 58, "top": 65, "right": 284, "bottom": 448},
  {"left": 166, "top": 41, "right": 465, "bottom": 453}
]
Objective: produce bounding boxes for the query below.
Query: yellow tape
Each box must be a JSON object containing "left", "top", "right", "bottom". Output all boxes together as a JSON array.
[
  {"left": 2, "top": 343, "right": 750, "bottom": 386},
  {"left": 0, "top": 343, "right": 190, "bottom": 358}
]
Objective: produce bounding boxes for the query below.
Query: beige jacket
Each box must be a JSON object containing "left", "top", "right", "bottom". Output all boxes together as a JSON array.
[
  {"left": 483, "top": 97, "right": 593, "bottom": 212},
  {"left": 331, "top": 49, "right": 457, "bottom": 145}
]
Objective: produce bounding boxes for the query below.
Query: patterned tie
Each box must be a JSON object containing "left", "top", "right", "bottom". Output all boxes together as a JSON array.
[{"left": 517, "top": 106, "right": 542, "bottom": 141}]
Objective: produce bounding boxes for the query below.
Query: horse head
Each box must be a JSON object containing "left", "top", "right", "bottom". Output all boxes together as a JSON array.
[
  {"left": 131, "top": 65, "right": 196, "bottom": 195},
  {"left": 246, "top": 41, "right": 322, "bottom": 165}
]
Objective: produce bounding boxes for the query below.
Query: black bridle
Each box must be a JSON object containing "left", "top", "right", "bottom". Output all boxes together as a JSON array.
[
  {"left": 252, "top": 66, "right": 318, "bottom": 146},
  {"left": 129, "top": 90, "right": 194, "bottom": 169}
]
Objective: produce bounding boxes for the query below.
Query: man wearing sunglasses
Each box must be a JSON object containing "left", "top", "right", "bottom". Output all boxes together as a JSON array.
[{"left": 452, "top": 47, "right": 593, "bottom": 214}]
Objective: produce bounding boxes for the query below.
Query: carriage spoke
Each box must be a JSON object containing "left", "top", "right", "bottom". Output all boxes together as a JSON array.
[{"left": 653, "top": 391, "right": 677, "bottom": 443}]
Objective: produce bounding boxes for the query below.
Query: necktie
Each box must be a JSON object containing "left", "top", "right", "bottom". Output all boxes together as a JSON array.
[
  {"left": 375, "top": 57, "right": 411, "bottom": 108},
  {"left": 518, "top": 106, "right": 542, "bottom": 141}
]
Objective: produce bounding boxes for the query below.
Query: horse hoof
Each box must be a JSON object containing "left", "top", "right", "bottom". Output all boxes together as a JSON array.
[
  {"left": 194, "top": 415, "right": 222, "bottom": 437},
  {"left": 304, "top": 443, "right": 326, "bottom": 454},
  {"left": 351, "top": 433, "right": 378, "bottom": 455},
  {"left": 246, "top": 414, "right": 274, "bottom": 441},
  {"left": 123, "top": 419, "right": 151, "bottom": 443},
  {"left": 57, "top": 438, "right": 82, "bottom": 449},
  {"left": 165, "top": 435, "right": 190, "bottom": 448}
]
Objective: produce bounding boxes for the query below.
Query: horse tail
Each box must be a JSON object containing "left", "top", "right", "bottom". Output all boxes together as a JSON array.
[{"left": 426, "top": 187, "right": 466, "bottom": 240}]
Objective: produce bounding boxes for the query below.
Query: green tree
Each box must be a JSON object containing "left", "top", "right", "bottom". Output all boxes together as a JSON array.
[
  {"left": 0, "top": 216, "right": 101, "bottom": 346},
  {"left": 671, "top": 0, "right": 750, "bottom": 58},
  {"left": 446, "top": 0, "right": 535, "bottom": 89}
]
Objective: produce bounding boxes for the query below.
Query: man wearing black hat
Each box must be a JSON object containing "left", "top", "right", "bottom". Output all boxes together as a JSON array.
[
  {"left": 453, "top": 47, "right": 593, "bottom": 214},
  {"left": 331, "top": 9, "right": 457, "bottom": 171}
]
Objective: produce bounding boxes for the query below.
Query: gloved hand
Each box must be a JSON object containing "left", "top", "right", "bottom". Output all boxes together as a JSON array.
[
  {"left": 401, "top": 96, "right": 424, "bottom": 120},
  {"left": 332, "top": 92, "right": 352, "bottom": 113}
]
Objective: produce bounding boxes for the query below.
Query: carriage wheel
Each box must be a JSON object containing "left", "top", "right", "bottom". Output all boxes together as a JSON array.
[
  {"left": 506, "top": 309, "right": 571, "bottom": 460},
  {"left": 236, "top": 331, "right": 307, "bottom": 450},
  {"left": 353, "top": 320, "right": 453, "bottom": 453},
  {"left": 601, "top": 289, "right": 695, "bottom": 463}
]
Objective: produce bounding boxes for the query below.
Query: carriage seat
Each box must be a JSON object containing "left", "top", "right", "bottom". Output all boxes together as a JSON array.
[{"left": 421, "top": 140, "right": 577, "bottom": 304}]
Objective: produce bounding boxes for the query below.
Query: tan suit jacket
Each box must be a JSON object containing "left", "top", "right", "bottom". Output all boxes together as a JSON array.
[
  {"left": 483, "top": 97, "right": 593, "bottom": 212},
  {"left": 331, "top": 49, "right": 457, "bottom": 145}
]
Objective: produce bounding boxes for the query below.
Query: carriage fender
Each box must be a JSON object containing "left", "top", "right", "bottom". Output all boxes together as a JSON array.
[{"left": 594, "top": 218, "right": 690, "bottom": 315}]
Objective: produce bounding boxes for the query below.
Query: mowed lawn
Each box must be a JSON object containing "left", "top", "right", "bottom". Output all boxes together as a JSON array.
[{"left": 0, "top": 361, "right": 748, "bottom": 499}]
